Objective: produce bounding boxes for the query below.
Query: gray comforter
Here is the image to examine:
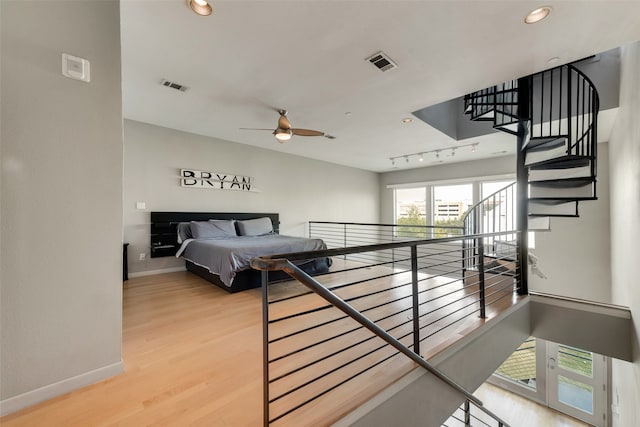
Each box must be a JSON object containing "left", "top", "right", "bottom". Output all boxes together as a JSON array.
[{"left": 176, "top": 234, "right": 327, "bottom": 287}]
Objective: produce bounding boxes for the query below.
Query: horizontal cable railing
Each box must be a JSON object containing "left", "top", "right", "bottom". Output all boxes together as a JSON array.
[
  {"left": 310, "top": 221, "right": 464, "bottom": 274},
  {"left": 252, "top": 231, "right": 519, "bottom": 426},
  {"left": 443, "top": 399, "right": 509, "bottom": 427}
]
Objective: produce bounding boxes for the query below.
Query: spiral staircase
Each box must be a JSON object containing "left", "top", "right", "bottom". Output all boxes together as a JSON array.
[{"left": 465, "top": 63, "right": 599, "bottom": 226}]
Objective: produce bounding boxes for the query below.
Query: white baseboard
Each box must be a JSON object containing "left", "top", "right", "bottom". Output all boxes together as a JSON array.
[
  {"left": 128, "top": 266, "right": 186, "bottom": 278},
  {"left": 0, "top": 361, "right": 124, "bottom": 417}
]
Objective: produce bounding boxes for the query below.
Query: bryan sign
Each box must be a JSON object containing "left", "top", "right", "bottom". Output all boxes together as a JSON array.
[{"left": 180, "top": 169, "right": 254, "bottom": 192}]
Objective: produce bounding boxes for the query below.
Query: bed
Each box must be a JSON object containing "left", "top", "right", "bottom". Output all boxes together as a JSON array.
[{"left": 150, "top": 212, "right": 331, "bottom": 293}]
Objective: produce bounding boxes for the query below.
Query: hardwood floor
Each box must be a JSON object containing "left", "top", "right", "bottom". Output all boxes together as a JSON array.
[
  {"left": 1, "top": 264, "right": 521, "bottom": 426},
  {"left": 472, "top": 382, "right": 591, "bottom": 427}
]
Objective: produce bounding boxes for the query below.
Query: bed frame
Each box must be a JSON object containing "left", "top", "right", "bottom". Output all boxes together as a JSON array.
[{"left": 150, "top": 211, "right": 329, "bottom": 293}]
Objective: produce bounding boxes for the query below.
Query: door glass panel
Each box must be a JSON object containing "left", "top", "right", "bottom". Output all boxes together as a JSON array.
[
  {"left": 557, "top": 345, "right": 593, "bottom": 377},
  {"left": 557, "top": 375, "right": 594, "bottom": 414},
  {"left": 495, "top": 337, "right": 537, "bottom": 390}
]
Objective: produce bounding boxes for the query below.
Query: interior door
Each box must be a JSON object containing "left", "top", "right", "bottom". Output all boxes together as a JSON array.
[{"left": 547, "top": 342, "right": 607, "bottom": 427}]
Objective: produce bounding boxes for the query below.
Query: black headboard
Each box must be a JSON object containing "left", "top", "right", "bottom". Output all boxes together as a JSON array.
[{"left": 150, "top": 212, "right": 280, "bottom": 258}]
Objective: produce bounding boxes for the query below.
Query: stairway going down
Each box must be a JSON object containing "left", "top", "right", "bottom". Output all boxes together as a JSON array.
[{"left": 464, "top": 63, "right": 599, "bottom": 232}]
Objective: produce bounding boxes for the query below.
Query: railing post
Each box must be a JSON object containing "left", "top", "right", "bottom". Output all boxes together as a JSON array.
[
  {"left": 464, "top": 399, "right": 471, "bottom": 426},
  {"left": 411, "top": 245, "right": 420, "bottom": 355},
  {"left": 262, "top": 270, "right": 270, "bottom": 427},
  {"left": 343, "top": 223, "right": 347, "bottom": 260},
  {"left": 477, "top": 237, "right": 486, "bottom": 319}
]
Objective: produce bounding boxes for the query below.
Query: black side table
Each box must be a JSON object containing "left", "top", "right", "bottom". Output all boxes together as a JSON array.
[{"left": 123, "top": 243, "right": 129, "bottom": 281}]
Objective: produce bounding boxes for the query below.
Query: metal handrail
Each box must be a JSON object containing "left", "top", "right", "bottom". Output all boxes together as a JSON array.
[
  {"left": 262, "top": 230, "right": 517, "bottom": 263},
  {"left": 252, "top": 232, "right": 516, "bottom": 427},
  {"left": 309, "top": 220, "right": 464, "bottom": 230},
  {"left": 252, "top": 257, "right": 484, "bottom": 404}
]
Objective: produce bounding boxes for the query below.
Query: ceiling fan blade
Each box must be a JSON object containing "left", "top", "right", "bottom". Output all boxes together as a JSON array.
[
  {"left": 292, "top": 128, "right": 325, "bottom": 137},
  {"left": 239, "top": 128, "right": 275, "bottom": 131}
]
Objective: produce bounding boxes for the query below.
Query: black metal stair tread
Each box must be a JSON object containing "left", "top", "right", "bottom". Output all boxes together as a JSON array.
[
  {"left": 529, "top": 196, "right": 597, "bottom": 204},
  {"left": 528, "top": 213, "right": 580, "bottom": 218},
  {"left": 525, "top": 139, "right": 566, "bottom": 152},
  {"left": 528, "top": 177, "right": 595, "bottom": 187},
  {"left": 523, "top": 135, "right": 568, "bottom": 151},
  {"left": 526, "top": 155, "right": 592, "bottom": 169}
]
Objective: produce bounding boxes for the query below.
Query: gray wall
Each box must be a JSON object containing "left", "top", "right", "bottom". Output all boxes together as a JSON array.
[
  {"left": 379, "top": 155, "right": 516, "bottom": 223},
  {"left": 0, "top": 0, "right": 123, "bottom": 414},
  {"left": 528, "top": 143, "right": 611, "bottom": 303},
  {"left": 123, "top": 120, "right": 380, "bottom": 274},
  {"left": 609, "top": 41, "right": 640, "bottom": 427}
]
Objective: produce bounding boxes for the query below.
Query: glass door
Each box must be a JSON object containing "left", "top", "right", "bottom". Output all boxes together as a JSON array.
[{"left": 547, "top": 342, "right": 607, "bottom": 427}]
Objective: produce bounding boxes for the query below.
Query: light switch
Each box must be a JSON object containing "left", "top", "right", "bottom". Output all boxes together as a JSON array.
[
  {"left": 136, "top": 202, "right": 146, "bottom": 210},
  {"left": 62, "top": 53, "right": 90, "bottom": 83}
]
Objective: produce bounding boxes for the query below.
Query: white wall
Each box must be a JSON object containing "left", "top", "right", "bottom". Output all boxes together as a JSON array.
[
  {"left": 609, "top": 41, "right": 640, "bottom": 427},
  {"left": 528, "top": 143, "right": 611, "bottom": 303},
  {"left": 123, "top": 119, "right": 380, "bottom": 274},
  {"left": 1, "top": 0, "right": 123, "bottom": 415}
]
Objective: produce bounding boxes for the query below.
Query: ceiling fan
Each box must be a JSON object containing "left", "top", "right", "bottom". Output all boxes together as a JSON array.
[{"left": 241, "top": 110, "right": 335, "bottom": 143}]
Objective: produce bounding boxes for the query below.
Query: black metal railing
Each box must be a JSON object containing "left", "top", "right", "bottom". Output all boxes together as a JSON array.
[
  {"left": 309, "top": 221, "right": 465, "bottom": 277},
  {"left": 443, "top": 398, "right": 508, "bottom": 427},
  {"left": 252, "top": 231, "right": 519, "bottom": 426},
  {"left": 309, "top": 221, "right": 464, "bottom": 246},
  {"left": 528, "top": 64, "right": 599, "bottom": 160},
  {"left": 462, "top": 183, "right": 517, "bottom": 286}
]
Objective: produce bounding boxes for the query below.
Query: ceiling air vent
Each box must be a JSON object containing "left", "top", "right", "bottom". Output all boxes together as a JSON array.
[
  {"left": 366, "top": 51, "right": 397, "bottom": 72},
  {"left": 160, "top": 79, "right": 189, "bottom": 92}
]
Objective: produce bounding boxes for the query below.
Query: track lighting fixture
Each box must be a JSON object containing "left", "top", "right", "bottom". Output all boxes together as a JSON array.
[{"left": 389, "top": 142, "right": 480, "bottom": 166}]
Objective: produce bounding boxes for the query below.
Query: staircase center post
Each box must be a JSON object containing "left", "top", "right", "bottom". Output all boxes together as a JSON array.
[{"left": 516, "top": 76, "right": 531, "bottom": 295}]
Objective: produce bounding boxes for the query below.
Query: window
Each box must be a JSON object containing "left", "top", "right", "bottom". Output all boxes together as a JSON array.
[
  {"left": 395, "top": 187, "right": 428, "bottom": 238},
  {"left": 432, "top": 184, "right": 473, "bottom": 236}
]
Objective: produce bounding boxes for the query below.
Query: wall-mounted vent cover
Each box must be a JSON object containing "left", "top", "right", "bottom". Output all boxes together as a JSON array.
[
  {"left": 366, "top": 51, "right": 397, "bottom": 72},
  {"left": 160, "top": 79, "right": 189, "bottom": 92}
]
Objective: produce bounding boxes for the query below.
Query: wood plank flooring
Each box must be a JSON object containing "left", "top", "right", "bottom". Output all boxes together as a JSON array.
[
  {"left": 1, "top": 262, "right": 521, "bottom": 427},
  {"left": 472, "top": 382, "right": 591, "bottom": 427}
]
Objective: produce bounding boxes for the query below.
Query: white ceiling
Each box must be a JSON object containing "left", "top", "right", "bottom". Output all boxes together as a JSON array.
[{"left": 121, "top": 0, "right": 640, "bottom": 173}]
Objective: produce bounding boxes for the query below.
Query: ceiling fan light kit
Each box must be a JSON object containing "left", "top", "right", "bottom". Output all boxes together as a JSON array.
[{"left": 274, "top": 128, "right": 292, "bottom": 143}]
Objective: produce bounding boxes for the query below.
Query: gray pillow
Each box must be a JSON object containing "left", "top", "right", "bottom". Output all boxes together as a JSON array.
[
  {"left": 190, "top": 220, "right": 237, "bottom": 239},
  {"left": 177, "top": 222, "right": 193, "bottom": 244},
  {"left": 236, "top": 217, "right": 273, "bottom": 236}
]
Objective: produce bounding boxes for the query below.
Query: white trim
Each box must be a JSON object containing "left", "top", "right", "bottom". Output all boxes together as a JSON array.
[
  {"left": 128, "top": 266, "right": 186, "bottom": 278},
  {"left": 0, "top": 361, "right": 124, "bottom": 416},
  {"left": 386, "top": 173, "right": 515, "bottom": 189}
]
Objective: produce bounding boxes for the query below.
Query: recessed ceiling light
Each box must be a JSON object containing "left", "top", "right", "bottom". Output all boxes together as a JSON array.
[
  {"left": 187, "top": 0, "right": 212, "bottom": 16},
  {"left": 547, "top": 56, "right": 560, "bottom": 65},
  {"left": 401, "top": 118, "right": 413, "bottom": 124},
  {"left": 525, "top": 6, "right": 551, "bottom": 24},
  {"left": 419, "top": 153, "right": 424, "bottom": 162}
]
